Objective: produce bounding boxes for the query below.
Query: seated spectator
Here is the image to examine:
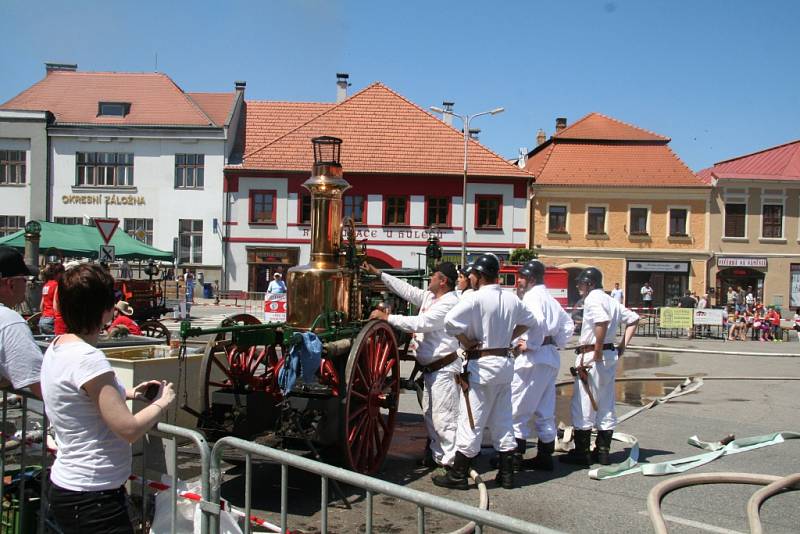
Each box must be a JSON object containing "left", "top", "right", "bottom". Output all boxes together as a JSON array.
[
  {"left": 793, "top": 308, "right": 800, "bottom": 340},
  {"left": 0, "top": 246, "right": 43, "bottom": 397},
  {"left": 107, "top": 301, "right": 142, "bottom": 336},
  {"left": 39, "top": 263, "right": 64, "bottom": 335},
  {"left": 766, "top": 306, "right": 782, "bottom": 342},
  {"left": 727, "top": 307, "right": 745, "bottom": 341},
  {"left": 42, "top": 263, "right": 175, "bottom": 534}
]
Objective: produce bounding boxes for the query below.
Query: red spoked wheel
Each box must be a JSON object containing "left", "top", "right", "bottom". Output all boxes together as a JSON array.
[
  {"left": 214, "top": 313, "right": 261, "bottom": 342},
  {"left": 342, "top": 320, "right": 400, "bottom": 475}
]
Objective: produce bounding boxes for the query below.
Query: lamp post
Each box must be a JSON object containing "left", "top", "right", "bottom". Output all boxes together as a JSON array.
[{"left": 430, "top": 105, "right": 504, "bottom": 267}]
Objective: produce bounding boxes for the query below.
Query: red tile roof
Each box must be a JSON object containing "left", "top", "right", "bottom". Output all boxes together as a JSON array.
[
  {"left": 697, "top": 140, "right": 800, "bottom": 183},
  {"left": 0, "top": 71, "right": 225, "bottom": 127},
  {"left": 525, "top": 113, "right": 703, "bottom": 187},
  {"left": 236, "top": 101, "right": 335, "bottom": 160},
  {"left": 187, "top": 92, "right": 237, "bottom": 127},
  {"left": 235, "top": 83, "right": 530, "bottom": 178}
]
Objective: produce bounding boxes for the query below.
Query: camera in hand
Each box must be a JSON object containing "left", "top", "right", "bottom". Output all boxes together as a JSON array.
[{"left": 143, "top": 383, "right": 160, "bottom": 401}]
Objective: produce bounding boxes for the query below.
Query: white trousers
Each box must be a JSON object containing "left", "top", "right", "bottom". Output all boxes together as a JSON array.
[
  {"left": 570, "top": 351, "right": 618, "bottom": 431},
  {"left": 511, "top": 359, "right": 558, "bottom": 443},
  {"left": 456, "top": 381, "right": 516, "bottom": 458},
  {"left": 422, "top": 369, "right": 460, "bottom": 466}
]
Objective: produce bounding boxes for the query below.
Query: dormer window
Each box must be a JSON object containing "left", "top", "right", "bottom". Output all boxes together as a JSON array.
[{"left": 98, "top": 102, "right": 130, "bottom": 117}]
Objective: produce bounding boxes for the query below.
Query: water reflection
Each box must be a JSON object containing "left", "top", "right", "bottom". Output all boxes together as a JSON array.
[{"left": 617, "top": 351, "right": 674, "bottom": 373}]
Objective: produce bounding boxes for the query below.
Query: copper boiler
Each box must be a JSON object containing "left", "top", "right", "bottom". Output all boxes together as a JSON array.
[{"left": 286, "top": 137, "right": 358, "bottom": 329}]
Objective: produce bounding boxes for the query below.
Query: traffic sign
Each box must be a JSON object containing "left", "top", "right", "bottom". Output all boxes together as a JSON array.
[
  {"left": 99, "top": 245, "right": 116, "bottom": 263},
  {"left": 94, "top": 218, "right": 120, "bottom": 244}
]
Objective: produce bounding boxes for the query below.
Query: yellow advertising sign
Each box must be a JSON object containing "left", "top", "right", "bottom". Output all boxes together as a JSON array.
[{"left": 659, "top": 307, "right": 694, "bottom": 329}]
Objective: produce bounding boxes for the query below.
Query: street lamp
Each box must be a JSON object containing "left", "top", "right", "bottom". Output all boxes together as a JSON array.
[{"left": 430, "top": 105, "right": 504, "bottom": 267}]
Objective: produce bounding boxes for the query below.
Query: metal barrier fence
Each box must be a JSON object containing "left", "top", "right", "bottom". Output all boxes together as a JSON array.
[{"left": 208, "top": 436, "right": 564, "bottom": 534}]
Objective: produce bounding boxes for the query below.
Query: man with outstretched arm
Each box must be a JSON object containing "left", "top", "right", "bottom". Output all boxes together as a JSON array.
[
  {"left": 433, "top": 254, "right": 538, "bottom": 490},
  {"left": 561, "top": 267, "right": 639, "bottom": 467},
  {"left": 364, "top": 261, "right": 461, "bottom": 470}
]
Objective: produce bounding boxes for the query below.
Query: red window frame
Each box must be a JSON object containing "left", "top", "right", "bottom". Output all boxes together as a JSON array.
[
  {"left": 297, "top": 193, "right": 311, "bottom": 225},
  {"left": 475, "top": 195, "right": 503, "bottom": 229},
  {"left": 249, "top": 189, "right": 277, "bottom": 225},
  {"left": 343, "top": 194, "right": 367, "bottom": 224},
  {"left": 425, "top": 196, "right": 451, "bottom": 227},
  {"left": 384, "top": 195, "right": 410, "bottom": 226}
]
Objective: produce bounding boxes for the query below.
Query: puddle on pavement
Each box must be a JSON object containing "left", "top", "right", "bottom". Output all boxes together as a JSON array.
[{"left": 617, "top": 351, "right": 675, "bottom": 373}]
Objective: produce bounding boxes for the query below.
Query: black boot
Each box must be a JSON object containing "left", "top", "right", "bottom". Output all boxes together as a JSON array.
[
  {"left": 432, "top": 451, "right": 470, "bottom": 490},
  {"left": 493, "top": 451, "right": 515, "bottom": 489},
  {"left": 559, "top": 429, "right": 592, "bottom": 467},
  {"left": 512, "top": 438, "right": 527, "bottom": 472},
  {"left": 521, "top": 439, "right": 555, "bottom": 471},
  {"left": 593, "top": 430, "right": 613, "bottom": 466}
]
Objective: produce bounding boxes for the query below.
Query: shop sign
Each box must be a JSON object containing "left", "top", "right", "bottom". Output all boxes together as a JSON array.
[
  {"left": 62, "top": 193, "right": 146, "bottom": 206},
  {"left": 791, "top": 264, "right": 800, "bottom": 308},
  {"left": 264, "top": 293, "right": 287, "bottom": 323},
  {"left": 717, "top": 256, "right": 767, "bottom": 268},
  {"left": 693, "top": 308, "right": 724, "bottom": 326},
  {"left": 628, "top": 261, "right": 689, "bottom": 272},
  {"left": 659, "top": 307, "right": 694, "bottom": 328}
]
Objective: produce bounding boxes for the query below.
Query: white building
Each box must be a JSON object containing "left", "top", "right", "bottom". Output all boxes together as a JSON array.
[{"left": 0, "top": 63, "right": 244, "bottom": 282}]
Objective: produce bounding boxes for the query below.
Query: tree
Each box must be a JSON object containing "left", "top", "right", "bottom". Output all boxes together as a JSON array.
[{"left": 509, "top": 248, "right": 538, "bottom": 264}]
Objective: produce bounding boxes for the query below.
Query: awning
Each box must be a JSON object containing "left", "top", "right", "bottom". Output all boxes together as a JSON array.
[{"left": 0, "top": 220, "right": 173, "bottom": 261}]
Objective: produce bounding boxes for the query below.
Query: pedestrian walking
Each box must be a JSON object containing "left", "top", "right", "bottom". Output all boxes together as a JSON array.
[
  {"left": 561, "top": 267, "right": 639, "bottom": 467},
  {"left": 433, "top": 254, "right": 538, "bottom": 490}
]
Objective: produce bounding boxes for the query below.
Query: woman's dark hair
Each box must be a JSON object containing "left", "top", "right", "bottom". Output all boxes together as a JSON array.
[
  {"left": 58, "top": 263, "right": 115, "bottom": 335},
  {"left": 41, "top": 263, "right": 65, "bottom": 282}
]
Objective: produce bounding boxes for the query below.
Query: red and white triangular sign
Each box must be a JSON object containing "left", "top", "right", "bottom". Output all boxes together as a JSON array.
[{"left": 94, "top": 218, "right": 120, "bottom": 245}]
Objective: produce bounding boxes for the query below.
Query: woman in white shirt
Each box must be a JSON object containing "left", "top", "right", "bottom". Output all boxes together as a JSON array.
[{"left": 42, "top": 263, "right": 176, "bottom": 533}]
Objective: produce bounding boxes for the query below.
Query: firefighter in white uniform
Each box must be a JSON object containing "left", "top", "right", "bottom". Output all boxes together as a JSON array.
[
  {"left": 365, "top": 262, "right": 461, "bottom": 469},
  {"left": 512, "top": 260, "right": 574, "bottom": 471},
  {"left": 433, "top": 254, "right": 538, "bottom": 490},
  {"left": 561, "top": 267, "right": 639, "bottom": 467}
]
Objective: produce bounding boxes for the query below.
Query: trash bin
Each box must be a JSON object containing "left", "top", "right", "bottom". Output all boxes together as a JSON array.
[{"left": 203, "top": 283, "right": 213, "bottom": 299}]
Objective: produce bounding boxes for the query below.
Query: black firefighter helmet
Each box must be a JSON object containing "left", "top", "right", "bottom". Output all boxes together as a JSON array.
[
  {"left": 519, "top": 260, "right": 545, "bottom": 283},
  {"left": 576, "top": 267, "right": 603, "bottom": 289},
  {"left": 472, "top": 253, "right": 500, "bottom": 278}
]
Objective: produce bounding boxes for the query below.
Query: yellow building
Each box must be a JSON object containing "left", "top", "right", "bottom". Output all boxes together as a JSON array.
[{"left": 524, "top": 113, "right": 711, "bottom": 306}]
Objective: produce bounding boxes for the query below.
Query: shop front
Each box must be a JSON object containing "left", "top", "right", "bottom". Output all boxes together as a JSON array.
[
  {"left": 246, "top": 247, "right": 300, "bottom": 293},
  {"left": 714, "top": 256, "right": 767, "bottom": 307},
  {"left": 626, "top": 260, "right": 690, "bottom": 308}
]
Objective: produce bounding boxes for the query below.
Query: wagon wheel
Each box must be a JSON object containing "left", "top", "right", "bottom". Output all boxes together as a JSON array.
[
  {"left": 214, "top": 313, "right": 261, "bottom": 342},
  {"left": 139, "top": 320, "right": 171, "bottom": 344},
  {"left": 342, "top": 319, "right": 400, "bottom": 475}
]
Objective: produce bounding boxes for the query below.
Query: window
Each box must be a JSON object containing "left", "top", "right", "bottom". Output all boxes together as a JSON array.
[
  {"left": 762, "top": 204, "right": 783, "bottom": 238},
  {"left": 0, "top": 150, "right": 26, "bottom": 185},
  {"left": 724, "top": 203, "right": 746, "bottom": 237},
  {"left": 53, "top": 217, "right": 85, "bottom": 226},
  {"left": 426, "top": 197, "right": 450, "bottom": 227},
  {"left": 0, "top": 215, "right": 24, "bottom": 237},
  {"left": 76, "top": 152, "right": 134, "bottom": 187},
  {"left": 476, "top": 195, "right": 502, "bottom": 229},
  {"left": 587, "top": 206, "right": 606, "bottom": 235},
  {"left": 669, "top": 208, "right": 688, "bottom": 236},
  {"left": 299, "top": 194, "right": 311, "bottom": 224},
  {"left": 124, "top": 218, "right": 154, "bottom": 246},
  {"left": 98, "top": 102, "right": 130, "bottom": 117},
  {"left": 250, "top": 190, "right": 276, "bottom": 224},
  {"left": 175, "top": 154, "right": 204, "bottom": 189},
  {"left": 547, "top": 205, "right": 567, "bottom": 233},
  {"left": 629, "top": 207, "right": 648, "bottom": 235},
  {"left": 178, "top": 219, "right": 203, "bottom": 264},
  {"left": 344, "top": 195, "right": 366, "bottom": 224},
  {"left": 384, "top": 196, "right": 408, "bottom": 225}
]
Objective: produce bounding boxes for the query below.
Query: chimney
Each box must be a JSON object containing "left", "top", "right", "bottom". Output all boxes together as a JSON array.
[
  {"left": 336, "top": 73, "right": 350, "bottom": 103},
  {"left": 45, "top": 63, "right": 77, "bottom": 74},
  {"left": 234, "top": 80, "right": 246, "bottom": 93},
  {"left": 555, "top": 117, "right": 567, "bottom": 133},
  {"left": 536, "top": 128, "right": 546, "bottom": 146},
  {"left": 518, "top": 147, "right": 528, "bottom": 169},
  {"left": 442, "top": 101, "right": 454, "bottom": 126}
]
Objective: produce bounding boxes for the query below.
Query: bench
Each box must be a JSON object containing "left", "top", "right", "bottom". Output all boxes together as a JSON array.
[{"left": 218, "top": 290, "right": 248, "bottom": 305}]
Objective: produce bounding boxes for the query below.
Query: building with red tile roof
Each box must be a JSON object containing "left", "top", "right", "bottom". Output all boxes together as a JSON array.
[
  {"left": 699, "top": 140, "right": 800, "bottom": 311},
  {"left": 223, "top": 81, "right": 532, "bottom": 291},
  {"left": 0, "top": 64, "right": 245, "bottom": 282},
  {"left": 522, "top": 113, "right": 711, "bottom": 306}
]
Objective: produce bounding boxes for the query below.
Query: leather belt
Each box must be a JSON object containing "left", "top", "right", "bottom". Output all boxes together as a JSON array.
[
  {"left": 419, "top": 352, "right": 459, "bottom": 373},
  {"left": 465, "top": 348, "right": 511, "bottom": 360},
  {"left": 575, "top": 343, "right": 616, "bottom": 355}
]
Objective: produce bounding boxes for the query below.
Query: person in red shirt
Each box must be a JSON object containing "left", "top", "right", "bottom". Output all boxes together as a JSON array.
[
  {"left": 38, "top": 263, "right": 65, "bottom": 335},
  {"left": 107, "top": 301, "right": 142, "bottom": 336},
  {"left": 766, "top": 306, "right": 782, "bottom": 342}
]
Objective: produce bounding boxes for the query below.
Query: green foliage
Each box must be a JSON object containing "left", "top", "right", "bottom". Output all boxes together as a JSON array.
[{"left": 509, "top": 248, "right": 538, "bottom": 263}]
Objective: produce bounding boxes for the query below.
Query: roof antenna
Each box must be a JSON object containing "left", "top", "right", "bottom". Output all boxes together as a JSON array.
[{"left": 154, "top": 52, "right": 158, "bottom": 72}]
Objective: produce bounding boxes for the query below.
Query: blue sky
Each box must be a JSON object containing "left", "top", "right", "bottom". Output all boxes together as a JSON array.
[{"left": 3, "top": 0, "right": 798, "bottom": 171}]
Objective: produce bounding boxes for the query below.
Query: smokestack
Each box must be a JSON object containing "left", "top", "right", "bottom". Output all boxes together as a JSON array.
[
  {"left": 555, "top": 117, "right": 567, "bottom": 133},
  {"left": 536, "top": 128, "right": 546, "bottom": 146},
  {"left": 336, "top": 73, "right": 350, "bottom": 103},
  {"left": 442, "top": 101, "right": 454, "bottom": 126},
  {"left": 234, "top": 80, "right": 246, "bottom": 93},
  {"left": 45, "top": 63, "right": 77, "bottom": 74}
]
